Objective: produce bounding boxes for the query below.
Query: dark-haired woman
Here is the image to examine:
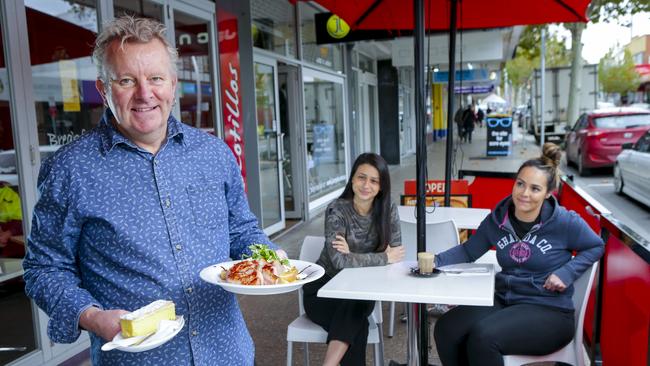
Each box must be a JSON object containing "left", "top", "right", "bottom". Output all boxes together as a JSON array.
[
  {"left": 303, "top": 153, "right": 405, "bottom": 366},
  {"left": 433, "top": 143, "right": 604, "bottom": 366}
]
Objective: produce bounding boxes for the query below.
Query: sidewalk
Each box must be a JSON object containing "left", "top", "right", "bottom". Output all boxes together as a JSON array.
[{"left": 242, "top": 124, "right": 541, "bottom": 365}]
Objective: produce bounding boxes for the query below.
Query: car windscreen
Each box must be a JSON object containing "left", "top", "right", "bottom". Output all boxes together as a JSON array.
[{"left": 593, "top": 114, "right": 650, "bottom": 129}]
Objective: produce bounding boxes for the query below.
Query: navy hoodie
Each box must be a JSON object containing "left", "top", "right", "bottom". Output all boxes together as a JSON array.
[{"left": 435, "top": 195, "right": 604, "bottom": 310}]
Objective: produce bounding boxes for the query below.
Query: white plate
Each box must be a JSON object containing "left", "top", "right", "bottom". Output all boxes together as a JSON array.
[
  {"left": 102, "top": 316, "right": 185, "bottom": 353},
  {"left": 199, "top": 259, "right": 325, "bottom": 295}
]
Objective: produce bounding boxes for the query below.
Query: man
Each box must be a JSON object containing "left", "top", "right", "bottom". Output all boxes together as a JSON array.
[
  {"left": 23, "top": 16, "right": 279, "bottom": 365},
  {"left": 462, "top": 104, "right": 477, "bottom": 144}
]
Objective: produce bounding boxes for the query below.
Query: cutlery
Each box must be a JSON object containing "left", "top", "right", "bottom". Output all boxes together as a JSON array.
[
  {"left": 0, "top": 347, "right": 27, "bottom": 352},
  {"left": 298, "top": 265, "right": 312, "bottom": 275}
]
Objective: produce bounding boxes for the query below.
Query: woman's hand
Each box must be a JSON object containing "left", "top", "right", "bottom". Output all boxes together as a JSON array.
[
  {"left": 332, "top": 234, "right": 350, "bottom": 254},
  {"left": 543, "top": 274, "right": 567, "bottom": 292},
  {"left": 385, "top": 245, "right": 405, "bottom": 264}
]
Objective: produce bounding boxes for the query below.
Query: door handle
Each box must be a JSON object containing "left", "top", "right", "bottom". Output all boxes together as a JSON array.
[{"left": 278, "top": 132, "right": 286, "bottom": 162}]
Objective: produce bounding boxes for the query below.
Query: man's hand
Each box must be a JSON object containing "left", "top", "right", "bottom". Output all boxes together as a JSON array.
[
  {"left": 385, "top": 245, "right": 405, "bottom": 264},
  {"left": 79, "top": 307, "right": 129, "bottom": 341},
  {"left": 332, "top": 234, "right": 350, "bottom": 254},
  {"left": 543, "top": 274, "right": 567, "bottom": 292}
]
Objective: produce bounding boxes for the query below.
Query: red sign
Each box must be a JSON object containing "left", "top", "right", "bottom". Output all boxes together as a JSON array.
[
  {"left": 403, "top": 179, "right": 469, "bottom": 195},
  {"left": 217, "top": 10, "right": 247, "bottom": 191}
]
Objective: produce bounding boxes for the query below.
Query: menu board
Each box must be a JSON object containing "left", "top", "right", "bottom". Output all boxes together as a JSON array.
[{"left": 486, "top": 116, "right": 512, "bottom": 156}]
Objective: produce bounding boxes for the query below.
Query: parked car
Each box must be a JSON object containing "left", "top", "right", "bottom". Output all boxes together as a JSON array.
[
  {"left": 614, "top": 130, "right": 650, "bottom": 207},
  {"left": 565, "top": 107, "right": 650, "bottom": 175}
]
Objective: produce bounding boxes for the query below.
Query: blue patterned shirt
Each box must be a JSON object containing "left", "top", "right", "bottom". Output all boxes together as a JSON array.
[{"left": 23, "top": 112, "right": 275, "bottom": 365}]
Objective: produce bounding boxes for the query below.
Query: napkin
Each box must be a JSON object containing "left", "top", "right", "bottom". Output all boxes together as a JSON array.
[{"left": 437, "top": 263, "right": 491, "bottom": 275}]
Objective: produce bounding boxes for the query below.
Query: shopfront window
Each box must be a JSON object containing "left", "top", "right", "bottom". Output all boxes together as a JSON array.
[
  {"left": 26, "top": 0, "right": 101, "bottom": 154},
  {"left": 251, "top": 0, "right": 296, "bottom": 58},
  {"left": 299, "top": 3, "right": 343, "bottom": 72},
  {"left": 0, "top": 4, "right": 46, "bottom": 363},
  {"left": 174, "top": 10, "right": 215, "bottom": 132},
  {"left": 304, "top": 74, "right": 346, "bottom": 200},
  {"left": 114, "top": 0, "right": 164, "bottom": 20}
]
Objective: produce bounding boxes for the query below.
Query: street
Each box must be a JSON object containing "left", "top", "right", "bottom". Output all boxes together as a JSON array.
[{"left": 562, "top": 162, "right": 650, "bottom": 240}]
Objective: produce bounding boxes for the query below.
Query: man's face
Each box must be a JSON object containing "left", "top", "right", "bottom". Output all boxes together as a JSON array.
[{"left": 96, "top": 38, "right": 177, "bottom": 152}]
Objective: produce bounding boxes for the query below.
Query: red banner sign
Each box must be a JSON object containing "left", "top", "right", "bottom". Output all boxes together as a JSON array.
[
  {"left": 403, "top": 179, "right": 469, "bottom": 195},
  {"left": 217, "top": 10, "right": 247, "bottom": 190}
]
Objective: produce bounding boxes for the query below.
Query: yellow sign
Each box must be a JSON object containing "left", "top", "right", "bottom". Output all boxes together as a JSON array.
[
  {"left": 326, "top": 15, "right": 350, "bottom": 39},
  {"left": 59, "top": 60, "right": 81, "bottom": 112}
]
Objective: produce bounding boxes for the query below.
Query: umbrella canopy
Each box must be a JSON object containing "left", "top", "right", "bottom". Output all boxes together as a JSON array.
[
  {"left": 308, "top": 0, "right": 590, "bottom": 30},
  {"left": 483, "top": 93, "right": 508, "bottom": 105}
]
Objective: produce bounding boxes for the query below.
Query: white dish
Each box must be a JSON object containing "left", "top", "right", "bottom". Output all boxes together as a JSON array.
[
  {"left": 102, "top": 316, "right": 184, "bottom": 353},
  {"left": 200, "top": 259, "right": 325, "bottom": 295}
]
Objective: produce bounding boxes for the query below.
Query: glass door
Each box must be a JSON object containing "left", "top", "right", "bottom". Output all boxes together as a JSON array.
[{"left": 253, "top": 55, "right": 285, "bottom": 234}]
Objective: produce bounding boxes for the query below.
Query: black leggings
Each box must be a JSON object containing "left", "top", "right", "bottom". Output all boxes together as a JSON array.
[
  {"left": 434, "top": 297, "right": 574, "bottom": 366},
  {"left": 302, "top": 275, "right": 375, "bottom": 366}
]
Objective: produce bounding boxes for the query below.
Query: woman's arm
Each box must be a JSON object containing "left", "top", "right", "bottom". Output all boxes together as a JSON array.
[
  {"left": 551, "top": 212, "right": 604, "bottom": 288},
  {"left": 434, "top": 216, "right": 493, "bottom": 267}
]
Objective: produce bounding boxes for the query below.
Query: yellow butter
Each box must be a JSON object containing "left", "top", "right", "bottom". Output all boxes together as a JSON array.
[{"left": 120, "top": 300, "right": 176, "bottom": 338}]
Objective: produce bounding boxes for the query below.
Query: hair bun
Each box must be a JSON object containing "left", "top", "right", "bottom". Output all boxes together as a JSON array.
[{"left": 541, "top": 143, "right": 562, "bottom": 168}]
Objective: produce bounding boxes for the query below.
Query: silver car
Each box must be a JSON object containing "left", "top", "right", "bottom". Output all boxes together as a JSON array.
[{"left": 614, "top": 130, "right": 650, "bottom": 207}]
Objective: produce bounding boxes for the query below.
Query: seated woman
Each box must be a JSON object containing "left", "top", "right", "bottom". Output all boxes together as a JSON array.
[
  {"left": 433, "top": 143, "right": 604, "bottom": 366},
  {"left": 303, "top": 153, "right": 405, "bottom": 366}
]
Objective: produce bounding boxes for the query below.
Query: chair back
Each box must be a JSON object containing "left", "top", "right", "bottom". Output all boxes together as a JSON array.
[
  {"left": 400, "top": 219, "right": 459, "bottom": 262},
  {"left": 571, "top": 261, "right": 599, "bottom": 350},
  {"left": 297, "top": 236, "right": 326, "bottom": 315}
]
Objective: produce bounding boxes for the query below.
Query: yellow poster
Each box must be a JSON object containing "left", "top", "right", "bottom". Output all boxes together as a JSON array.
[
  {"left": 59, "top": 60, "right": 81, "bottom": 112},
  {"left": 431, "top": 83, "right": 445, "bottom": 131}
]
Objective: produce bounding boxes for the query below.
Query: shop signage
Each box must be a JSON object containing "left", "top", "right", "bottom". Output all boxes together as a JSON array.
[
  {"left": 217, "top": 10, "right": 247, "bottom": 190},
  {"left": 403, "top": 179, "right": 469, "bottom": 195},
  {"left": 312, "top": 124, "right": 336, "bottom": 163},
  {"left": 486, "top": 116, "right": 512, "bottom": 156},
  {"left": 315, "top": 13, "right": 410, "bottom": 44}
]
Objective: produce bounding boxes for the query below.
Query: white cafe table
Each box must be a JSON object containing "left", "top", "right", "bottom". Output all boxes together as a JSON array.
[
  {"left": 318, "top": 261, "right": 495, "bottom": 365},
  {"left": 398, "top": 206, "right": 490, "bottom": 230}
]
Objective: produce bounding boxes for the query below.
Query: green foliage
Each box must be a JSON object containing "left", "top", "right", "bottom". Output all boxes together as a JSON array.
[
  {"left": 588, "top": 0, "right": 650, "bottom": 23},
  {"left": 598, "top": 49, "right": 641, "bottom": 95}
]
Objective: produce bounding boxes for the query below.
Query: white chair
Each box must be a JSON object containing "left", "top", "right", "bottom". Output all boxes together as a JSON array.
[
  {"left": 502, "top": 261, "right": 599, "bottom": 366},
  {"left": 387, "top": 219, "right": 460, "bottom": 337},
  {"left": 286, "top": 236, "right": 385, "bottom": 366}
]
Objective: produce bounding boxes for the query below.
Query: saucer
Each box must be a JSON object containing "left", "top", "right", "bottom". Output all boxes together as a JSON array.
[{"left": 410, "top": 267, "right": 441, "bottom": 277}]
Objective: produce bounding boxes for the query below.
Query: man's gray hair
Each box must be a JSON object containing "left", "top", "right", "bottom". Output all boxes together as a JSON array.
[{"left": 93, "top": 15, "right": 178, "bottom": 83}]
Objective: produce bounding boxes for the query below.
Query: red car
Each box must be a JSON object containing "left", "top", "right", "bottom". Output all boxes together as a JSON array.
[{"left": 565, "top": 108, "right": 650, "bottom": 175}]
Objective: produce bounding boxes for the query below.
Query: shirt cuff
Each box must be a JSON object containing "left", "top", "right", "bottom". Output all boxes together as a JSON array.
[{"left": 47, "top": 289, "right": 102, "bottom": 344}]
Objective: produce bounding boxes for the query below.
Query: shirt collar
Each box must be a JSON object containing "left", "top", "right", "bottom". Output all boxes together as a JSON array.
[{"left": 98, "top": 109, "right": 186, "bottom": 154}]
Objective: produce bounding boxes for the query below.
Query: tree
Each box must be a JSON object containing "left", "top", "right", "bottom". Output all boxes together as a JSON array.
[
  {"left": 598, "top": 49, "right": 641, "bottom": 104},
  {"left": 566, "top": 0, "right": 650, "bottom": 124},
  {"left": 505, "top": 26, "right": 570, "bottom": 105}
]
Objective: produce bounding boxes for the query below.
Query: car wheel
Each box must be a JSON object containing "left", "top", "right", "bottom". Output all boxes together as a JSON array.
[
  {"left": 614, "top": 164, "right": 624, "bottom": 195},
  {"left": 578, "top": 152, "right": 589, "bottom": 176}
]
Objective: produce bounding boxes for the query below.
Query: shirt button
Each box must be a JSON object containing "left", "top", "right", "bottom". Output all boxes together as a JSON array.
[
  {"left": 175, "top": 244, "right": 182, "bottom": 251},
  {"left": 192, "top": 330, "right": 198, "bottom": 336},
  {"left": 186, "top": 287, "right": 193, "bottom": 293},
  {"left": 165, "top": 198, "right": 171, "bottom": 207},
  {"left": 153, "top": 159, "right": 158, "bottom": 165}
]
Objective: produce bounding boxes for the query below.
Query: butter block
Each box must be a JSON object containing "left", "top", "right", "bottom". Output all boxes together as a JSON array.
[{"left": 120, "top": 300, "right": 176, "bottom": 338}]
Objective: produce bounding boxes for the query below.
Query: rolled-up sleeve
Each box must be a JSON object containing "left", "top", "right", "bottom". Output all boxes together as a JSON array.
[{"left": 23, "top": 162, "right": 101, "bottom": 343}]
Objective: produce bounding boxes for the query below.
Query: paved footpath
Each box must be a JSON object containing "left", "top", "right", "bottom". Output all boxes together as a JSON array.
[{"left": 241, "top": 123, "right": 542, "bottom": 365}]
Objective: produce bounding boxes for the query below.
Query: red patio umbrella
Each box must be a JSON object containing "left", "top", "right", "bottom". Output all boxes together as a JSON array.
[{"left": 299, "top": 1, "right": 591, "bottom": 364}]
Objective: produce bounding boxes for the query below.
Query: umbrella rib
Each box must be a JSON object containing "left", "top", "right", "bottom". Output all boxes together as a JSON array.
[
  {"left": 355, "top": 0, "right": 384, "bottom": 28},
  {"left": 552, "top": 0, "right": 584, "bottom": 21}
]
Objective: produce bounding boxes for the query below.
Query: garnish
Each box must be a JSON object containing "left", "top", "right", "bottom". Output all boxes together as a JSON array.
[{"left": 242, "top": 244, "right": 289, "bottom": 266}]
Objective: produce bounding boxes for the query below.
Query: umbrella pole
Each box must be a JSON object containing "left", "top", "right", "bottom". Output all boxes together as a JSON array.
[
  {"left": 413, "top": 0, "right": 429, "bottom": 365},
  {"left": 444, "top": 0, "right": 458, "bottom": 208}
]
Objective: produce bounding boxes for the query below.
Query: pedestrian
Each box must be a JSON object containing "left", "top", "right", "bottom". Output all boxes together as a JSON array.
[
  {"left": 454, "top": 106, "right": 465, "bottom": 142},
  {"left": 433, "top": 143, "right": 604, "bottom": 366},
  {"left": 22, "top": 16, "right": 281, "bottom": 365},
  {"left": 476, "top": 108, "right": 485, "bottom": 128},
  {"left": 303, "top": 153, "right": 405, "bottom": 366},
  {"left": 462, "top": 104, "right": 477, "bottom": 144}
]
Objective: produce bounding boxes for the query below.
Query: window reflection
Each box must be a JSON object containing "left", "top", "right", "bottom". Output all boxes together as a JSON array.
[
  {"left": 299, "top": 3, "right": 343, "bottom": 72},
  {"left": 304, "top": 76, "right": 346, "bottom": 199},
  {"left": 251, "top": 0, "right": 296, "bottom": 57},
  {"left": 114, "top": 0, "right": 164, "bottom": 20},
  {"left": 175, "top": 11, "right": 215, "bottom": 131}
]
